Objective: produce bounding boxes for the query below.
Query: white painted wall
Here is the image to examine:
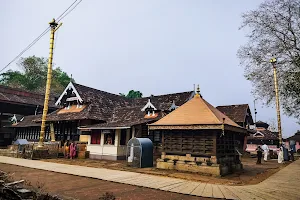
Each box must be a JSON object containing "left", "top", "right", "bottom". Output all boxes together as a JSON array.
[{"left": 87, "top": 145, "right": 126, "bottom": 156}]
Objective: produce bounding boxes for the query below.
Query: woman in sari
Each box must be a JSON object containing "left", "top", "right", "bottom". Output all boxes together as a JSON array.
[
  {"left": 64, "top": 141, "right": 70, "bottom": 159},
  {"left": 278, "top": 145, "right": 284, "bottom": 164},
  {"left": 70, "top": 141, "right": 77, "bottom": 159}
]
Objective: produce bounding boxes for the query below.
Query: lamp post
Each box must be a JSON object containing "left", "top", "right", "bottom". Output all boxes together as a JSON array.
[{"left": 269, "top": 57, "right": 282, "bottom": 145}]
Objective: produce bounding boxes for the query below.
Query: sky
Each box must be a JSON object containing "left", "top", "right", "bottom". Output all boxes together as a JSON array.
[{"left": 1, "top": 0, "right": 299, "bottom": 137}]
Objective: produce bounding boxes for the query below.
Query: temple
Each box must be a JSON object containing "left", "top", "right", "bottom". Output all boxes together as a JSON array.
[
  {"left": 7, "top": 82, "right": 254, "bottom": 163},
  {"left": 9, "top": 82, "right": 194, "bottom": 160},
  {"left": 149, "top": 87, "right": 247, "bottom": 176}
]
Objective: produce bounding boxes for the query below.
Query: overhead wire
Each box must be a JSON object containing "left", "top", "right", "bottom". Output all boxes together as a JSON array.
[{"left": 0, "top": 0, "right": 82, "bottom": 73}]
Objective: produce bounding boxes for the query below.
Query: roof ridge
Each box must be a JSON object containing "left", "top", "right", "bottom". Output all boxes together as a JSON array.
[
  {"left": 73, "top": 82, "right": 129, "bottom": 99},
  {"left": 136, "top": 91, "right": 193, "bottom": 100},
  {"left": 216, "top": 104, "right": 249, "bottom": 107}
]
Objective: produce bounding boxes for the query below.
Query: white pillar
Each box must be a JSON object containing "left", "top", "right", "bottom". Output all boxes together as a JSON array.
[
  {"left": 87, "top": 135, "right": 91, "bottom": 145},
  {"left": 126, "top": 128, "right": 131, "bottom": 144},
  {"left": 115, "top": 129, "right": 121, "bottom": 147},
  {"left": 100, "top": 131, "right": 104, "bottom": 146},
  {"left": 132, "top": 127, "right": 135, "bottom": 138}
]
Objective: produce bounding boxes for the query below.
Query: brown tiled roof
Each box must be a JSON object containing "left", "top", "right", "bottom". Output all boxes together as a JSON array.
[
  {"left": 83, "top": 107, "right": 161, "bottom": 128},
  {"left": 0, "top": 85, "right": 56, "bottom": 108},
  {"left": 42, "top": 82, "right": 193, "bottom": 123},
  {"left": 133, "top": 91, "right": 193, "bottom": 110},
  {"left": 150, "top": 94, "right": 241, "bottom": 128},
  {"left": 286, "top": 131, "right": 300, "bottom": 141},
  {"left": 10, "top": 115, "right": 42, "bottom": 127},
  {"left": 216, "top": 104, "right": 250, "bottom": 123}
]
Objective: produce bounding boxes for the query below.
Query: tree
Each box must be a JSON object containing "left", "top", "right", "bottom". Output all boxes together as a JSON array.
[
  {"left": 238, "top": 0, "right": 300, "bottom": 121},
  {"left": 119, "top": 90, "right": 143, "bottom": 98},
  {"left": 0, "top": 56, "right": 74, "bottom": 94}
]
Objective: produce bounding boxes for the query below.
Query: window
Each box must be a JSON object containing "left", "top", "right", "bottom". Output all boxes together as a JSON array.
[
  {"left": 91, "top": 132, "right": 101, "bottom": 144},
  {"left": 120, "top": 129, "right": 127, "bottom": 145},
  {"left": 104, "top": 130, "right": 115, "bottom": 145}
]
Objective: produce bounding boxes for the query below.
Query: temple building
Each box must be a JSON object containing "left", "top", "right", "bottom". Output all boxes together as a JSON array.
[
  {"left": 149, "top": 88, "right": 247, "bottom": 176},
  {"left": 0, "top": 85, "right": 56, "bottom": 146},
  {"left": 10, "top": 81, "right": 194, "bottom": 160},
  {"left": 8, "top": 82, "right": 255, "bottom": 162},
  {"left": 245, "top": 121, "right": 279, "bottom": 154}
]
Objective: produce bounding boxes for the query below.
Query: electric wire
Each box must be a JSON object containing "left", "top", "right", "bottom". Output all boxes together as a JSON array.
[{"left": 0, "top": 0, "right": 82, "bottom": 73}]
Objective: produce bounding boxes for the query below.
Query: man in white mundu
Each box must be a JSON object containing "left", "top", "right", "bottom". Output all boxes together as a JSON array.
[{"left": 261, "top": 143, "right": 269, "bottom": 161}]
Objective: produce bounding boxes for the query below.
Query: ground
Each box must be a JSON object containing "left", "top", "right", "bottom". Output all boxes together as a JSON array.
[
  {"left": 0, "top": 163, "right": 214, "bottom": 200},
  {"left": 40, "top": 157, "right": 292, "bottom": 186}
]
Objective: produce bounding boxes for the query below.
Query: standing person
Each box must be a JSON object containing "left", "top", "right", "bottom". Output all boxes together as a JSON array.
[
  {"left": 69, "top": 141, "right": 77, "bottom": 159},
  {"left": 262, "top": 143, "right": 269, "bottom": 162},
  {"left": 278, "top": 145, "right": 284, "bottom": 163},
  {"left": 64, "top": 140, "right": 70, "bottom": 159},
  {"left": 256, "top": 146, "right": 263, "bottom": 164},
  {"left": 288, "top": 145, "right": 295, "bottom": 161}
]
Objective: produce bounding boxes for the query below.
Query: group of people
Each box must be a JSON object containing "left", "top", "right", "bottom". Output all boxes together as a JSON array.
[
  {"left": 256, "top": 143, "right": 295, "bottom": 164},
  {"left": 64, "top": 141, "right": 77, "bottom": 159}
]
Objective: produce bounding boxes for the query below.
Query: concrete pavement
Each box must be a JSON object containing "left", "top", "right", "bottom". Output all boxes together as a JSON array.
[{"left": 0, "top": 156, "right": 299, "bottom": 200}]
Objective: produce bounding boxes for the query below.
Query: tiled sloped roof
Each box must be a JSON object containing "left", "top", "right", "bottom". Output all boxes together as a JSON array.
[
  {"left": 248, "top": 129, "right": 279, "bottom": 140},
  {"left": 0, "top": 85, "right": 56, "bottom": 108},
  {"left": 45, "top": 82, "right": 193, "bottom": 122},
  {"left": 10, "top": 114, "right": 42, "bottom": 127},
  {"left": 286, "top": 131, "right": 300, "bottom": 141},
  {"left": 216, "top": 104, "right": 249, "bottom": 123},
  {"left": 150, "top": 94, "right": 241, "bottom": 128},
  {"left": 133, "top": 91, "right": 194, "bottom": 110},
  {"left": 83, "top": 107, "right": 161, "bottom": 128}
]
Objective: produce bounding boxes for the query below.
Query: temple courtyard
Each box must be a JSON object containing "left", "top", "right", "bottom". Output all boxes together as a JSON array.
[
  {"left": 39, "top": 157, "right": 290, "bottom": 186},
  {"left": 0, "top": 156, "right": 299, "bottom": 200}
]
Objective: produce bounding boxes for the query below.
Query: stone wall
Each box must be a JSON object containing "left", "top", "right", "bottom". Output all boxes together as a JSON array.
[{"left": 157, "top": 153, "right": 242, "bottom": 176}]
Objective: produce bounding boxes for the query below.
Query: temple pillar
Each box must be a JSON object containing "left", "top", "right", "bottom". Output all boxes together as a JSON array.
[
  {"left": 132, "top": 127, "right": 135, "bottom": 138},
  {"left": 126, "top": 128, "right": 131, "bottom": 144},
  {"left": 100, "top": 131, "right": 104, "bottom": 146},
  {"left": 115, "top": 129, "right": 121, "bottom": 147}
]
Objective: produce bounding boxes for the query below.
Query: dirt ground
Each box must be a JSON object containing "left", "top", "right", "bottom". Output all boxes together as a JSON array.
[
  {"left": 40, "top": 156, "right": 293, "bottom": 186},
  {"left": 0, "top": 163, "right": 214, "bottom": 200}
]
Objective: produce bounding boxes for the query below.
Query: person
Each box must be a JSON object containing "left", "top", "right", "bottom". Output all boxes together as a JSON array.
[
  {"left": 256, "top": 146, "right": 263, "bottom": 164},
  {"left": 288, "top": 145, "right": 295, "bottom": 161},
  {"left": 278, "top": 145, "right": 284, "bottom": 164},
  {"left": 69, "top": 141, "right": 77, "bottom": 159},
  {"left": 64, "top": 140, "right": 70, "bottom": 159},
  {"left": 262, "top": 143, "right": 269, "bottom": 161},
  {"left": 105, "top": 135, "right": 113, "bottom": 145}
]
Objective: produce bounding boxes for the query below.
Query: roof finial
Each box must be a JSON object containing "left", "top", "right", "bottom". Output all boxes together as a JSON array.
[
  {"left": 196, "top": 84, "right": 200, "bottom": 94},
  {"left": 70, "top": 74, "right": 73, "bottom": 82},
  {"left": 194, "top": 84, "right": 202, "bottom": 98}
]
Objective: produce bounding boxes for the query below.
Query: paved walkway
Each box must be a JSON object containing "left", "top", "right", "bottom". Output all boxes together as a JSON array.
[{"left": 0, "top": 156, "right": 299, "bottom": 200}]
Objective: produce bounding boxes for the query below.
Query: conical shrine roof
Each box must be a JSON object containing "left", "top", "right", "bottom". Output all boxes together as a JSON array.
[{"left": 150, "top": 93, "right": 241, "bottom": 128}]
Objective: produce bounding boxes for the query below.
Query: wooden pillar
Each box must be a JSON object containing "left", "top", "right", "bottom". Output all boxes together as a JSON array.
[
  {"left": 115, "top": 129, "right": 121, "bottom": 147},
  {"left": 132, "top": 126, "right": 135, "bottom": 138},
  {"left": 212, "top": 131, "right": 217, "bottom": 156},
  {"left": 50, "top": 123, "right": 55, "bottom": 141},
  {"left": 126, "top": 128, "right": 131, "bottom": 144}
]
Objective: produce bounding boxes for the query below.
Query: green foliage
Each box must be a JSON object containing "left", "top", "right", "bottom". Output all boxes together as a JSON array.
[
  {"left": 238, "top": 0, "right": 300, "bottom": 121},
  {"left": 119, "top": 90, "right": 143, "bottom": 98},
  {"left": 0, "top": 56, "right": 74, "bottom": 94}
]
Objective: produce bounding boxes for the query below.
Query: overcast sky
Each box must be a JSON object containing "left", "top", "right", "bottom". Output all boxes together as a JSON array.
[{"left": 1, "top": 0, "right": 299, "bottom": 137}]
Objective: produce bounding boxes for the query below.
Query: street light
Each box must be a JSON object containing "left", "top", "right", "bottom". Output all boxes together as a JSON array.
[{"left": 269, "top": 57, "right": 282, "bottom": 145}]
